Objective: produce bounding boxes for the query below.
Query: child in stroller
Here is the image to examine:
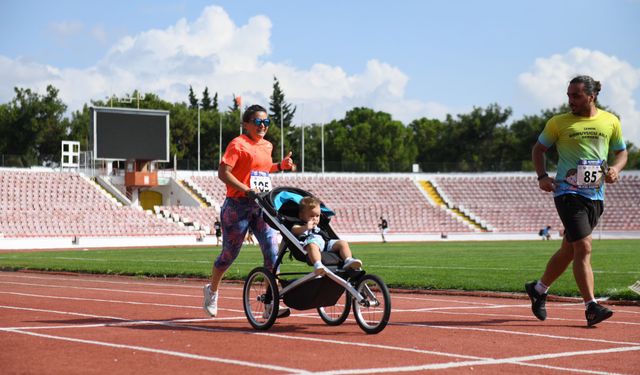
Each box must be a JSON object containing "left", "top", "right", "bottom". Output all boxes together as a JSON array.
[
  {"left": 292, "top": 196, "right": 362, "bottom": 275},
  {"left": 241, "top": 186, "right": 391, "bottom": 334}
]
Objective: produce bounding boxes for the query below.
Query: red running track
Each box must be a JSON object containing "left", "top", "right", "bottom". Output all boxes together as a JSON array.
[{"left": 1, "top": 271, "right": 639, "bottom": 374}]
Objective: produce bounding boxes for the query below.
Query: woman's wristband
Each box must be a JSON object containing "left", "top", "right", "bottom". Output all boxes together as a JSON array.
[{"left": 276, "top": 162, "right": 282, "bottom": 171}]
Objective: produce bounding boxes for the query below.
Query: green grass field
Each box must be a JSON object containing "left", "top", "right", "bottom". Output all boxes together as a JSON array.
[{"left": 1, "top": 239, "right": 638, "bottom": 300}]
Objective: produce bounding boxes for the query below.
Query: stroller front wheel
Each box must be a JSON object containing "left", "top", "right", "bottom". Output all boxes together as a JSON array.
[
  {"left": 352, "top": 274, "right": 391, "bottom": 334},
  {"left": 243, "top": 267, "right": 279, "bottom": 330}
]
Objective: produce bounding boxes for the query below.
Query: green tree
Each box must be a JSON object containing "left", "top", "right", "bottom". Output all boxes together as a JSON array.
[
  {"left": 323, "top": 107, "right": 416, "bottom": 172},
  {"left": 212, "top": 92, "right": 219, "bottom": 112},
  {"left": 0, "top": 85, "right": 67, "bottom": 166},
  {"left": 201, "top": 87, "right": 212, "bottom": 111},
  {"left": 440, "top": 104, "right": 513, "bottom": 171},
  {"left": 409, "top": 118, "right": 446, "bottom": 171},
  {"left": 188, "top": 86, "right": 198, "bottom": 109},
  {"left": 267, "top": 77, "right": 297, "bottom": 158},
  {"left": 67, "top": 104, "right": 91, "bottom": 151},
  {"left": 269, "top": 76, "right": 296, "bottom": 129},
  {"left": 625, "top": 142, "right": 640, "bottom": 169}
]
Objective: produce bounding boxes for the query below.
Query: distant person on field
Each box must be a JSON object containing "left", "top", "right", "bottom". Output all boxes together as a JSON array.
[
  {"left": 203, "top": 104, "right": 294, "bottom": 318},
  {"left": 378, "top": 216, "right": 388, "bottom": 243},
  {"left": 213, "top": 218, "right": 222, "bottom": 246},
  {"left": 538, "top": 225, "right": 552, "bottom": 240},
  {"left": 291, "top": 196, "right": 362, "bottom": 275},
  {"left": 526, "top": 75, "right": 627, "bottom": 327}
]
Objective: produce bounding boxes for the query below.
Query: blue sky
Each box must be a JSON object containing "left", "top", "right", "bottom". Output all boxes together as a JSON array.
[{"left": 1, "top": 0, "right": 639, "bottom": 146}]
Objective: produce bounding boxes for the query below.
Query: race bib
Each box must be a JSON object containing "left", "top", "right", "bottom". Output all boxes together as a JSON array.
[
  {"left": 250, "top": 171, "right": 272, "bottom": 192},
  {"left": 576, "top": 159, "right": 605, "bottom": 189}
]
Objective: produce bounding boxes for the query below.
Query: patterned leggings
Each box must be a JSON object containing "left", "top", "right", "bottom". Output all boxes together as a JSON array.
[{"left": 214, "top": 198, "right": 279, "bottom": 272}]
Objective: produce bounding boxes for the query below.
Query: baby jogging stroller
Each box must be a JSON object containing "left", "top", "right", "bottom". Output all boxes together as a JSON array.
[{"left": 242, "top": 186, "right": 391, "bottom": 334}]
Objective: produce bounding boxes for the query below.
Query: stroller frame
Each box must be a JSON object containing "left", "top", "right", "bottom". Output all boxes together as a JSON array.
[{"left": 242, "top": 187, "right": 391, "bottom": 334}]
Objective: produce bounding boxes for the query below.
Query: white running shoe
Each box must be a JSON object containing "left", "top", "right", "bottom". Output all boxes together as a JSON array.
[
  {"left": 343, "top": 258, "right": 362, "bottom": 270},
  {"left": 203, "top": 284, "right": 218, "bottom": 317},
  {"left": 314, "top": 264, "right": 328, "bottom": 275}
]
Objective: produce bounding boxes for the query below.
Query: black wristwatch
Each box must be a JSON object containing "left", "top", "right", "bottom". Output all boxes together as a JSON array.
[{"left": 537, "top": 173, "right": 548, "bottom": 181}]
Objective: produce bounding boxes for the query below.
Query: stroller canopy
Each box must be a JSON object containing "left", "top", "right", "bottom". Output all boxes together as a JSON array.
[{"left": 272, "top": 190, "right": 335, "bottom": 217}]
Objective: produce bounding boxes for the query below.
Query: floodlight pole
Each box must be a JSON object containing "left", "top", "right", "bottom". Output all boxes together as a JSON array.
[
  {"left": 219, "top": 115, "right": 222, "bottom": 165},
  {"left": 301, "top": 103, "right": 305, "bottom": 173},
  {"left": 197, "top": 106, "right": 201, "bottom": 172},
  {"left": 239, "top": 104, "right": 243, "bottom": 135},
  {"left": 321, "top": 121, "right": 325, "bottom": 174},
  {"left": 280, "top": 107, "right": 284, "bottom": 165}
]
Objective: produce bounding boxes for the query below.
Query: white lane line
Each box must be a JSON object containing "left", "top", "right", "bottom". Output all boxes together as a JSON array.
[
  {"left": 5, "top": 273, "right": 639, "bottom": 316},
  {"left": 2, "top": 304, "right": 638, "bottom": 374},
  {"left": 0, "top": 305, "right": 485, "bottom": 361},
  {"left": 396, "top": 308, "right": 640, "bottom": 327},
  {"left": 396, "top": 303, "right": 533, "bottom": 311},
  {"left": 0, "top": 291, "right": 202, "bottom": 310},
  {"left": 0, "top": 281, "right": 199, "bottom": 298},
  {"left": 305, "top": 346, "right": 640, "bottom": 375},
  {"left": 512, "top": 360, "right": 629, "bottom": 375},
  {"left": 3, "top": 303, "right": 635, "bottom": 364},
  {"left": 3, "top": 284, "right": 639, "bottom": 341},
  {"left": 4, "top": 328, "right": 632, "bottom": 375},
  {"left": 0, "top": 272, "right": 244, "bottom": 291},
  {"left": 394, "top": 322, "right": 640, "bottom": 346},
  {"left": 2, "top": 328, "right": 309, "bottom": 374},
  {"left": 0, "top": 305, "right": 245, "bottom": 330}
]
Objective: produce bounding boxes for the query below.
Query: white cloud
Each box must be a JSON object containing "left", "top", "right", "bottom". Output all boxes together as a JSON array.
[
  {"left": 518, "top": 47, "right": 640, "bottom": 147},
  {"left": 0, "top": 5, "right": 449, "bottom": 128}
]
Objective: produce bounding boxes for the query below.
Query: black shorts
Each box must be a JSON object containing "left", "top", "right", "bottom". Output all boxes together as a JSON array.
[{"left": 554, "top": 194, "right": 604, "bottom": 242}]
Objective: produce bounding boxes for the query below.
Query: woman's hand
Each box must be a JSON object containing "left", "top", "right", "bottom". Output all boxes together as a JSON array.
[{"left": 281, "top": 151, "right": 294, "bottom": 170}]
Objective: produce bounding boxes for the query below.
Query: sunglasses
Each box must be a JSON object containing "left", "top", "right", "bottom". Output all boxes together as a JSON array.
[{"left": 252, "top": 118, "right": 271, "bottom": 127}]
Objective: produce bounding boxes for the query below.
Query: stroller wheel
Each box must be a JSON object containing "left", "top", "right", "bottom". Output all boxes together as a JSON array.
[
  {"left": 243, "top": 267, "right": 279, "bottom": 330},
  {"left": 353, "top": 274, "right": 391, "bottom": 334},
  {"left": 317, "top": 289, "right": 352, "bottom": 326}
]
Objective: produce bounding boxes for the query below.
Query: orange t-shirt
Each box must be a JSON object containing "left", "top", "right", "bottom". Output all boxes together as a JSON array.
[{"left": 220, "top": 134, "right": 274, "bottom": 198}]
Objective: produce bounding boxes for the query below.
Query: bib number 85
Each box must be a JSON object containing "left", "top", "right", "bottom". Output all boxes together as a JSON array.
[
  {"left": 583, "top": 170, "right": 599, "bottom": 183},
  {"left": 576, "top": 160, "right": 604, "bottom": 189}
]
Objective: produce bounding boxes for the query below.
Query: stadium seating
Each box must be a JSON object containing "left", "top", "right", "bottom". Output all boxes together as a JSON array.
[
  {"left": 431, "top": 174, "right": 640, "bottom": 233},
  {"left": 155, "top": 205, "right": 219, "bottom": 234},
  {"left": 0, "top": 170, "right": 194, "bottom": 238},
  {"left": 2, "top": 169, "right": 638, "bottom": 240},
  {"left": 186, "top": 174, "right": 475, "bottom": 234}
]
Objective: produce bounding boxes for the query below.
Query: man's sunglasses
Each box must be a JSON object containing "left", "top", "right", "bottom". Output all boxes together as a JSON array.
[{"left": 252, "top": 118, "right": 271, "bottom": 127}]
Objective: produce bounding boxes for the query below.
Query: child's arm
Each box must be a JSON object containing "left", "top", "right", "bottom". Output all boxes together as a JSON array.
[
  {"left": 291, "top": 221, "right": 315, "bottom": 237},
  {"left": 291, "top": 224, "right": 306, "bottom": 237}
]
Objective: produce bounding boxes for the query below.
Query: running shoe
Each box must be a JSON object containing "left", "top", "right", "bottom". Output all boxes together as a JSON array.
[
  {"left": 585, "top": 302, "right": 613, "bottom": 327},
  {"left": 203, "top": 284, "right": 218, "bottom": 317},
  {"left": 525, "top": 281, "right": 547, "bottom": 321},
  {"left": 343, "top": 258, "right": 363, "bottom": 270},
  {"left": 314, "top": 263, "right": 328, "bottom": 275}
]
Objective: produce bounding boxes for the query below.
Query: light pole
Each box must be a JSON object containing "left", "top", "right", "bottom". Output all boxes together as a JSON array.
[
  {"left": 321, "top": 121, "right": 325, "bottom": 174},
  {"left": 301, "top": 103, "right": 305, "bottom": 173},
  {"left": 197, "top": 105, "right": 201, "bottom": 171}
]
